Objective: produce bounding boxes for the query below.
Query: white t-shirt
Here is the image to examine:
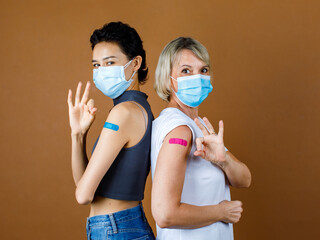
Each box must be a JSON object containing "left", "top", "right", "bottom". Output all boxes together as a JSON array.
[{"left": 151, "top": 107, "right": 233, "bottom": 240}]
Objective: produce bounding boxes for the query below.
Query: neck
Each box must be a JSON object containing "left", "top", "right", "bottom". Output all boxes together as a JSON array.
[
  {"left": 168, "top": 94, "right": 198, "bottom": 120},
  {"left": 127, "top": 79, "right": 140, "bottom": 91}
]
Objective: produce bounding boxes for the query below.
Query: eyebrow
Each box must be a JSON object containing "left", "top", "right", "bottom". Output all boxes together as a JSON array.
[
  {"left": 179, "top": 64, "right": 209, "bottom": 68},
  {"left": 179, "top": 64, "right": 192, "bottom": 68},
  {"left": 92, "top": 56, "right": 117, "bottom": 62}
]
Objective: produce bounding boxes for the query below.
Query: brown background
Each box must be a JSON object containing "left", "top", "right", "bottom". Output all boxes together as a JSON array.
[{"left": 0, "top": 0, "right": 319, "bottom": 239}]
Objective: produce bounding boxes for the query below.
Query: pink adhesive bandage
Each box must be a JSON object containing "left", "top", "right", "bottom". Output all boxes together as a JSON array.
[{"left": 169, "top": 138, "right": 187, "bottom": 147}]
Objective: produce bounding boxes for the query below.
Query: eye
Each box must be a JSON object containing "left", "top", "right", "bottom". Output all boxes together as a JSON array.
[
  {"left": 201, "top": 67, "right": 209, "bottom": 74},
  {"left": 93, "top": 63, "right": 100, "bottom": 68},
  {"left": 106, "top": 61, "right": 115, "bottom": 65},
  {"left": 181, "top": 68, "right": 190, "bottom": 74}
]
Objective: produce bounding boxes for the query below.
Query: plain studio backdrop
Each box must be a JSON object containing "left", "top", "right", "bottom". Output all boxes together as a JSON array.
[{"left": 0, "top": 0, "right": 319, "bottom": 239}]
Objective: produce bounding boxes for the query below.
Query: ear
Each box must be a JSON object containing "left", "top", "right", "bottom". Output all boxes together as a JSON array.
[{"left": 132, "top": 56, "right": 142, "bottom": 72}]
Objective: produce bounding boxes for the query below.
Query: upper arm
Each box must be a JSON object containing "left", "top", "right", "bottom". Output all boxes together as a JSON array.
[
  {"left": 76, "top": 104, "right": 133, "bottom": 202},
  {"left": 152, "top": 125, "right": 192, "bottom": 213}
]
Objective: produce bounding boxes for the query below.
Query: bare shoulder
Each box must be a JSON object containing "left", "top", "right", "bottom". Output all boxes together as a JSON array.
[{"left": 107, "top": 101, "right": 139, "bottom": 123}]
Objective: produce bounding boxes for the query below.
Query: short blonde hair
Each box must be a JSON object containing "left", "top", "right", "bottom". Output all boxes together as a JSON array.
[{"left": 154, "top": 37, "right": 210, "bottom": 102}]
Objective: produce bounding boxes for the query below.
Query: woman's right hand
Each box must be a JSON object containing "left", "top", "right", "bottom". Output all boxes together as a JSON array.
[
  {"left": 219, "top": 200, "right": 243, "bottom": 224},
  {"left": 67, "top": 82, "right": 97, "bottom": 135}
]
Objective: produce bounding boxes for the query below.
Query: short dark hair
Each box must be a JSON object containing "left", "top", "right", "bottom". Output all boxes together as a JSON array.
[{"left": 90, "top": 22, "right": 148, "bottom": 84}]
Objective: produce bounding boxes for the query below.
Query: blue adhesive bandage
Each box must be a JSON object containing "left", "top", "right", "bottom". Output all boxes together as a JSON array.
[{"left": 104, "top": 122, "right": 119, "bottom": 131}]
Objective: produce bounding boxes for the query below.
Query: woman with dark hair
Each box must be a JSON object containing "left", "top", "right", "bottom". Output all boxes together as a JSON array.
[{"left": 67, "top": 22, "right": 155, "bottom": 240}]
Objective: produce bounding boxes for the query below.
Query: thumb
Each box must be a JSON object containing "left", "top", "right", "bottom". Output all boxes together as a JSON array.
[
  {"left": 218, "top": 120, "right": 224, "bottom": 138},
  {"left": 194, "top": 150, "right": 205, "bottom": 159},
  {"left": 87, "top": 99, "right": 95, "bottom": 109}
]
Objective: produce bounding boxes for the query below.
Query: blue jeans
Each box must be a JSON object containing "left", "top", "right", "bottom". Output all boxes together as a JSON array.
[{"left": 86, "top": 204, "right": 155, "bottom": 240}]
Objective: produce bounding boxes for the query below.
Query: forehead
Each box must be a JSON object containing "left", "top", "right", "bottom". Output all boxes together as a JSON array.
[
  {"left": 174, "top": 49, "right": 206, "bottom": 67},
  {"left": 92, "top": 41, "right": 126, "bottom": 59}
]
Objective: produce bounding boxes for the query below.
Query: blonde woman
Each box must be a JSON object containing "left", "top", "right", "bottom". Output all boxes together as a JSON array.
[{"left": 151, "top": 37, "right": 251, "bottom": 240}]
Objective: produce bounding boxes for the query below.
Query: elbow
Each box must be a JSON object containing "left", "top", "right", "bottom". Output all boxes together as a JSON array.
[
  {"left": 246, "top": 175, "right": 252, "bottom": 188},
  {"left": 152, "top": 203, "right": 177, "bottom": 228},
  {"left": 155, "top": 215, "right": 173, "bottom": 229},
  {"left": 75, "top": 188, "right": 93, "bottom": 205},
  {"left": 238, "top": 172, "right": 252, "bottom": 188},
  {"left": 239, "top": 180, "right": 251, "bottom": 188},
  {"left": 230, "top": 173, "right": 252, "bottom": 188},
  {"left": 239, "top": 164, "right": 252, "bottom": 188},
  {"left": 244, "top": 171, "right": 252, "bottom": 188}
]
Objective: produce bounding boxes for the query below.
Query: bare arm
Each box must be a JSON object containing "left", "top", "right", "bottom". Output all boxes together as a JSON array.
[
  {"left": 67, "top": 82, "right": 140, "bottom": 205},
  {"left": 71, "top": 132, "right": 89, "bottom": 185},
  {"left": 68, "top": 82, "right": 97, "bottom": 185},
  {"left": 152, "top": 125, "right": 243, "bottom": 229},
  {"left": 194, "top": 118, "right": 251, "bottom": 188},
  {"left": 75, "top": 103, "right": 139, "bottom": 205},
  {"left": 219, "top": 151, "right": 251, "bottom": 188}
]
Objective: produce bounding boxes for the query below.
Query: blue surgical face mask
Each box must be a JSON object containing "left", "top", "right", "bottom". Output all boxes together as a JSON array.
[
  {"left": 171, "top": 74, "right": 213, "bottom": 108},
  {"left": 93, "top": 60, "right": 136, "bottom": 99}
]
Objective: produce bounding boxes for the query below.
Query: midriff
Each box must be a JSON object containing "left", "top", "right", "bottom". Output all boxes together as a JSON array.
[{"left": 89, "top": 195, "right": 140, "bottom": 217}]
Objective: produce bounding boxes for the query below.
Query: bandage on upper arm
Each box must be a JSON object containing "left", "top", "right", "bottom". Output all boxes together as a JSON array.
[
  {"left": 103, "top": 122, "right": 119, "bottom": 131},
  {"left": 169, "top": 138, "right": 188, "bottom": 147}
]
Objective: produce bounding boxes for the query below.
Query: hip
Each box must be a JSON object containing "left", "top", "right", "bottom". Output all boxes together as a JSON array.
[{"left": 86, "top": 203, "right": 155, "bottom": 240}]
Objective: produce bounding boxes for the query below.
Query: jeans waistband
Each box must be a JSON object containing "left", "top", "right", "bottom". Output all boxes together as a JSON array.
[{"left": 86, "top": 204, "right": 146, "bottom": 234}]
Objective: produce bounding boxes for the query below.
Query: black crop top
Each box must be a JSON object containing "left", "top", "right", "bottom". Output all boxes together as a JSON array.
[{"left": 92, "top": 90, "right": 154, "bottom": 201}]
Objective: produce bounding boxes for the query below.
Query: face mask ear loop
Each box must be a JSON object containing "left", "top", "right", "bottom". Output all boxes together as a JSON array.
[
  {"left": 123, "top": 59, "right": 133, "bottom": 69},
  {"left": 170, "top": 76, "right": 177, "bottom": 81},
  {"left": 169, "top": 76, "right": 179, "bottom": 95},
  {"left": 170, "top": 76, "right": 178, "bottom": 90},
  {"left": 123, "top": 59, "right": 136, "bottom": 81},
  {"left": 128, "top": 71, "right": 136, "bottom": 81},
  {"left": 124, "top": 56, "right": 137, "bottom": 69},
  {"left": 169, "top": 76, "right": 187, "bottom": 108}
]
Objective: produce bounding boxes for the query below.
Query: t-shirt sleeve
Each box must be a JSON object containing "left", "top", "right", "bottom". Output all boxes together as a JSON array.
[{"left": 159, "top": 118, "right": 195, "bottom": 145}]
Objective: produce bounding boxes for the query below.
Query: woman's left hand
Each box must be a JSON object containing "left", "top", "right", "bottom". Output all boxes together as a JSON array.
[{"left": 194, "top": 117, "right": 227, "bottom": 167}]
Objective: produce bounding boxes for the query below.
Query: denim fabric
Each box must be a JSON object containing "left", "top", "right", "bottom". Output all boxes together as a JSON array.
[{"left": 86, "top": 204, "right": 155, "bottom": 240}]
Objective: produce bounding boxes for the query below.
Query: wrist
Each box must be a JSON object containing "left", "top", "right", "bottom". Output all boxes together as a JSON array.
[
  {"left": 217, "top": 152, "right": 230, "bottom": 170},
  {"left": 71, "top": 131, "right": 86, "bottom": 140},
  {"left": 213, "top": 203, "right": 224, "bottom": 222}
]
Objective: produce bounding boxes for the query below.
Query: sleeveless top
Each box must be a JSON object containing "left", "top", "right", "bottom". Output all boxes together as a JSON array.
[
  {"left": 92, "top": 90, "right": 154, "bottom": 201},
  {"left": 151, "top": 107, "right": 233, "bottom": 240}
]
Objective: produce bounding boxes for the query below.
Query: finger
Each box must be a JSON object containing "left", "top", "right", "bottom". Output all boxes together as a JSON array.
[
  {"left": 194, "top": 118, "right": 209, "bottom": 136},
  {"left": 87, "top": 99, "right": 95, "bottom": 110},
  {"left": 194, "top": 150, "right": 205, "bottom": 159},
  {"left": 75, "top": 82, "right": 82, "bottom": 105},
  {"left": 234, "top": 216, "right": 241, "bottom": 223},
  {"left": 234, "top": 200, "right": 242, "bottom": 207},
  {"left": 218, "top": 120, "right": 224, "bottom": 138},
  {"left": 233, "top": 206, "right": 243, "bottom": 212},
  {"left": 81, "top": 81, "right": 91, "bottom": 104},
  {"left": 203, "top": 117, "right": 216, "bottom": 134},
  {"left": 67, "top": 89, "right": 73, "bottom": 108},
  {"left": 90, "top": 107, "right": 98, "bottom": 115},
  {"left": 195, "top": 137, "right": 204, "bottom": 151}
]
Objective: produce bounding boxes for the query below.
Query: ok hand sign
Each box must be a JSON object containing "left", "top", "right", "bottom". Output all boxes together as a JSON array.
[
  {"left": 194, "top": 117, "right": 227, "bottom": 167},
  {"left": 67, "top": 82, "right": 97, "bottom": 135}
]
